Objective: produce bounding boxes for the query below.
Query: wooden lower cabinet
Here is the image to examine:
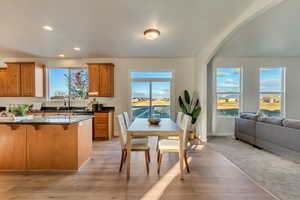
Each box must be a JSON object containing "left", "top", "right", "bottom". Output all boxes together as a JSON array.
[
  {"left": 0, "top": 125, "right": 27, "bottom": 170},
  {"left": 26, "top": 124, "right": 78, "bottom": 170},
  {"left": 93, "top": 111, "right": 114, "bottom": 140},
  {"left": 0, "top": 119, "right": 92, "bottom": 171}
]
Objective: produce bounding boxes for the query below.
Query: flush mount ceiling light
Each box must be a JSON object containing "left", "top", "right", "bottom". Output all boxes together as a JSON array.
[
  {"left": 73, "top": 47, "right": 80, "bottom": 51},
  {"left": 144, "top": 28, "right": 160, "bottom": 40},
  {"left": 59, "top": 54, "right": 65, "bottom": 58},
  {"left": 43, "top": 25, "right": 53, "bottom": 31}
]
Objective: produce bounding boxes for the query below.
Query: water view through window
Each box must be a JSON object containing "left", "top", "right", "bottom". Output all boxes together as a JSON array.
[{"left": 131, "top": 72, "right": 171, "bottom": 119}]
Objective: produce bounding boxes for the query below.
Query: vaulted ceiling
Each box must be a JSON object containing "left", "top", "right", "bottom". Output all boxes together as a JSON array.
[
  {"left": 0, "top": 0, "right": 255, "bottom": 58},
  {"left": 217, "top": 0, "right": 300, "bottom": 57}
]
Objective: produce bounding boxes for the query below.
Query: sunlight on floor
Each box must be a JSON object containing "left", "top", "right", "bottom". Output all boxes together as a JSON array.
[
  {"left": 139, "top": 156, "right": 193, "bottom": 200},
  {"left": 139, "top": 143, "right": 205, "bottom": 200},
  {"left": 190, "top": 143, "right": 205, "bottom": 151}
]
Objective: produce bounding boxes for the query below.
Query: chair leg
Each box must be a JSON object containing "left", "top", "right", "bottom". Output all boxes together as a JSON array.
[
  {"left": 119, "top": 150, "right": 125, "bottom": 172},
  {"left": 184, "top": 150, "right": 190, "bottom": 173},
  {"left": 147, "top": 150, "right": 151, "bottom": 163},
  {"left": 123, "top": 150, "right": 127, "bottom": 163},
  {"left": 145, "top": 150, "right": 150, "bottom": 175},
  {"left": 157, "top": 151, "right": 163, "bottom": 174},
  {"left": 157, "top": 150, "right": 160, "bottom": 163}
]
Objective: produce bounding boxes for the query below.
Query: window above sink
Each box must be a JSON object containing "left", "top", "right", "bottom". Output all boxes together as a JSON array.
[{"left": 48, "top": 68, "right": 88, "bottom": 100}]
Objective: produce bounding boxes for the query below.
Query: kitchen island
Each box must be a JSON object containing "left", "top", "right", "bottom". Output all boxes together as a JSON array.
[{"left": 0, "top": 115, "right": 93, "bottom": 171}]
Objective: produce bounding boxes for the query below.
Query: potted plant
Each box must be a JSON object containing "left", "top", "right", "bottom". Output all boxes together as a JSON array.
[
  {"left": 178, "top": 90, "right": 201, "bottom": 139},
  {"left": 9, "top": 104, "right": 31, "bottom": 116}
]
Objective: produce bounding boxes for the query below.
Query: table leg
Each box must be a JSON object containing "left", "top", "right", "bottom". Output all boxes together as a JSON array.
[
  {"left": 179, "top": 132, "right": 184, "bottom": 180},
  {"left": 126, "top": 133, "right": 132, "bottom": 180}
]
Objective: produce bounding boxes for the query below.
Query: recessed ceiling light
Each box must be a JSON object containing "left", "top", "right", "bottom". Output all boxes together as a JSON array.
[
  {"left": 59, "top": 54, "right": 65, "bottom": 58},
  {"left": 43, "top": 25, "right": 53, "bottom": 31},
  {"left": 73, "top": 47, "right": 80, "bottom": 51},
  {"left": 144, "top": 28, "right": 160, "bottom": 40}
]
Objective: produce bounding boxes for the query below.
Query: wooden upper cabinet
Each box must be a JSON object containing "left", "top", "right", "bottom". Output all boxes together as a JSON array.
[
  {"left": 20, "top": 63, "right": 44, "bottom": 97},
  {"left": 99, "top": 64, "right": 114, "bottom": 97},
  {"left": 88, "top": 64, "right": 100, "bottom": 97},
  {"left": 0, "top": 63, "right": 21, "bottom": 97},
  {"left": 0, "top": 62, "right": 44, "bottom": 97},
  {"left": 87, "top": 63, "right": 114, "bottom": 97}
]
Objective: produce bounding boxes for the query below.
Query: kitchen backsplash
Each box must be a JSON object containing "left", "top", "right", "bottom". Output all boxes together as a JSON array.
[{"left": 0, "top": 97, "right": 116, "bottom": 108}]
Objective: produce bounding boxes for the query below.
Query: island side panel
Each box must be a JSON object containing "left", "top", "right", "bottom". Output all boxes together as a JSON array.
[
  {"left": 0, "top": 125, "right": 27, "bottom": 170},
  {"left": 77, "top": 119, "right": 93, "bottom": 168},
  {"left": 26, "top": 124, "right": 78, "bottom": 170}
]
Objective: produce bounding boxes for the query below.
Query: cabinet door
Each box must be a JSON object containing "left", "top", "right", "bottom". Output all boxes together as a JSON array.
[
  {"left": 0, "top": 125, "right": 27, "bottom": 170},
  {"left": 99, "top": 64, "right": 114, "bottom": 97},
  {"left": 93, "top": 112, "right": 109, "bottom": 138},
  {"left": 21, "top": 63, "right": 35, "bottom": 97},
  {"left": 0, "top": 63, "right": 21, "bottom": 97},
  {"left": 26, "top": 125, "right": 78, "bottom": 170},
  {"left": 0, "top": 68, "right": 7, "bottom": 96},
  {"left": 88, "top": 64, "right": 100, "bottom": 97}
]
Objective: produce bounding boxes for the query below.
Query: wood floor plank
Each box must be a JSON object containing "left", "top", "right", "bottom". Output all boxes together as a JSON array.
[{"left": 0, "top": 137, "right": 277, "bottom": 200}]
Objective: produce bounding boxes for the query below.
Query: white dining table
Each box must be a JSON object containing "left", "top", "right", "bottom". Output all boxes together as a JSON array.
[{"left": 126, "top": 118, "right": 184, "bottom": 180}]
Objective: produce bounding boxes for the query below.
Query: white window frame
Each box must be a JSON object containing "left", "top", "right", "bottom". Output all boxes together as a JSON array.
[
  {"left": 259, "top": 67, "right": 286, "bottom": 117},
  {"left": 47, "top": 67, "right": 88, "bottom": 101},
  {"left": 214, "top": 66, "right": 243, "bottom": 118},
  {"left": 128, "top": 70, "right": 175, "bottom": 120}
]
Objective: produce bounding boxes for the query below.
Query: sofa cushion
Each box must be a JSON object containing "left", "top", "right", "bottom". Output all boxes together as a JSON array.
[
  {"left": 240, "top": 113, "right": 258, "bottom": 121},
  {"left": 258, "top": 117, "right": 283, "bottom": 126},
  {"left": 283, "top": 119, "right": 300, "bottom": 130}
]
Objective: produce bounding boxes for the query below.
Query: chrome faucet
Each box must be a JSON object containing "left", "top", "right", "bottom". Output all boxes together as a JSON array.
[{"left": 63, "top": 96, "right": 71, "bottom": 110}]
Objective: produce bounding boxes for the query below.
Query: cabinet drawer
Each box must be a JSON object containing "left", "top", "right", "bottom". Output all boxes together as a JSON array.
[
  {"left": 94, "top": 112, "right": 108, "bottom": 117},
  {"left": 94, "top": 117, "right": 108, "bottom": 124},
  {"left": 94, "top": 124, "right": 108, "bottom": 131}
]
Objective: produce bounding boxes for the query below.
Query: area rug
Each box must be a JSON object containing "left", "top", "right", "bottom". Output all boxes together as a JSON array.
[{"left": 208, "top": 136, "right": 300, "bottom": 200}]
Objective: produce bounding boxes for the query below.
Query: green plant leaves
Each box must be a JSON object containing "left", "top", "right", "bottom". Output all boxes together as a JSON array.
[
  {"left": 192, "top": 106, "right": 201, "bottom": 124},
  {"left": 178, "top": 96, "right": 188, "bottom": 114},
  {"left": 10, "top": 104, "right": 30, "bottom": 116},
  {"left": 178, "top": 90, "right": 201, "bottom": 124},
  {"left": 184, "top": 90, "right": 190, "bottom": 105}
]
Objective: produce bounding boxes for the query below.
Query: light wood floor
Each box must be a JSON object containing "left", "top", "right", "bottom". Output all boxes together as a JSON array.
[{"left": 0, "top": 138, "right": 277, "bottom": 200}]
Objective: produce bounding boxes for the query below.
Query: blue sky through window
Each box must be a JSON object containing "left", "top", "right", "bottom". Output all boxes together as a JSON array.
[
  {"left": 131, "top": 72, "right": 172, "bottom": 79},
  {"left": 49, "top": 68, "right": 69, "bottom": 97},
  {"left": 131, "top": 72, "right": 172, "bottom": 99},
  {"left": 131, "top": 81, "right": 170, "bottom": 98},
  {"left": 260, "top": 68, "right": 283, "bottom": 93},
  {"left": 49, "top": 68, "right": 88, "bottom": 99},
  {"left": 216, "top": 68, "right": 240, "bottom": 93}
]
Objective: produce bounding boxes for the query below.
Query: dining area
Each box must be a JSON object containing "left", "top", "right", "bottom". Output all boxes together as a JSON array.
[{"left": 117, "top": 112, "right": 191, "bottom": 180}]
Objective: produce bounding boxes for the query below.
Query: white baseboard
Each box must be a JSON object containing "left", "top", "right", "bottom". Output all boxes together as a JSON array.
[{"left": 210, "top": 132, "right": 234, "bottom": 136}]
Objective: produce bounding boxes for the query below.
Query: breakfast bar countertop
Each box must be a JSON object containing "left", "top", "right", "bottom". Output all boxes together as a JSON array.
[{"left": 0, "top": 115, "right": 93, "bottom": 124}]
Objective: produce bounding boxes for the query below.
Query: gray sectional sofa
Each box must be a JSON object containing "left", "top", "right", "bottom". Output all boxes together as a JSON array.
[{"left": 235, "top": 113, "right": 300, "bottom": 163}]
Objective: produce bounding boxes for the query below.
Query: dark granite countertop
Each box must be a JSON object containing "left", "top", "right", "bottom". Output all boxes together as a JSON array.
[
  {"left": 0, "top": 115, "right": 93, "bottom": 124},
  {"left": 38, "top": 106, "right": 114, "bottom": 113},
  {"left": 0, "top": 106, "right": 114, "bottom": 114}
]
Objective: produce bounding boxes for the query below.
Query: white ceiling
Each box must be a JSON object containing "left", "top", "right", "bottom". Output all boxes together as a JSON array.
[
  {"left": 217, "top": 0, "right": 300, "bottom": 57},
  {"left": 0, "top": 0, "right": 254, "bottom": 58}
]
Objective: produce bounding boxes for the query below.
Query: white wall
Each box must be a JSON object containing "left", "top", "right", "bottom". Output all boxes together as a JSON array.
[
  {"left": 209, "top": 56, "right": 300, "bottom": 136},
  {"left": 0, "top": 57, "right": 196, "bottom": 135}
]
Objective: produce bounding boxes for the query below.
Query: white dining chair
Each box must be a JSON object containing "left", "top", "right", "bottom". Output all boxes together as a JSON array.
[
  {"left": 156, "top": 112, "right": 184, "bottom": 151},
  {"left": 123, "top": 112, "right": 131, "bottom": 129},
  {"left": 123, "top": 112, "right": 148, "bottom": 139},
  {"left": 117, "top": 114, "right": 150, "bottom": 174},
  {"left": 157, "top": 114, "right": 192, "bottom": 174}
]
